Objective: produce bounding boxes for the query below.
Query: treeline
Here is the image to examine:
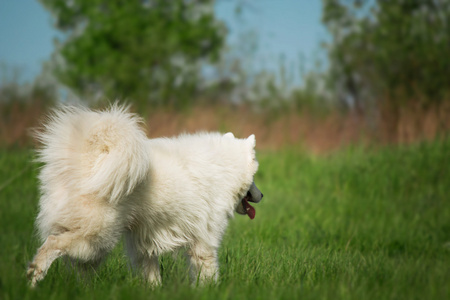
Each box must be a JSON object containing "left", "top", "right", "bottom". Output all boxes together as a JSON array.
[
  {"left": 322, "top": 0, "right": 450, "bottom": 140},
  {"left": 1, "top": 0, "right": 450, "bottom": 147}
]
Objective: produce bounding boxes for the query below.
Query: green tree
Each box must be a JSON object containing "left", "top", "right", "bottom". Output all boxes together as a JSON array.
[
  {"left": 40, "top": 0, "right": 225, "bottom": 108},
  {"left": 322, "top": 0, "right": 450, "bottom": 114}
]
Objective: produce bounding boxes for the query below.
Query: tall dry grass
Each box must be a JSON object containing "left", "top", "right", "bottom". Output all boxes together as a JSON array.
[
  {"left": 1, "top": 100, "right": 450, "bottom": 152},
  {"left": 141, "top": 102, "right": 450, "bottom": 152},
  {"left": 144, "top": 106, "right": 368, "bottom": 152},
  {"left": 378, "top": 100, "right": 450, "bottom": 145},
  {"left": 0, "top": 100, "right": 49, "bottom": 147}
]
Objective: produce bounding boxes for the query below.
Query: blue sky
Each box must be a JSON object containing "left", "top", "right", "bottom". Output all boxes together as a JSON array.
[{"left": 0, "top": 0, "right": 327, "bottom": 85}]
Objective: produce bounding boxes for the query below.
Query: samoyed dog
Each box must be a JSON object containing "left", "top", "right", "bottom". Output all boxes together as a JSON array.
[{"left": 27, "top": 105, "right": 262, "bottom": 287}]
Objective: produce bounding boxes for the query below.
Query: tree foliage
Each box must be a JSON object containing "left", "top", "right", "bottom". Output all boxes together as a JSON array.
[
  {"left": 322, "top": 0, "right": 450, "bottom": 112},
  {"left": 39, "top": 0, "right": 225, "bottom": 107}
]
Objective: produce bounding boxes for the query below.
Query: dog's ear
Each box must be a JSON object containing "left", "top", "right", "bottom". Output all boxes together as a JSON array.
[
  {"left": 247, "top": 134, "right": 256, "bottom": 148},
  {"left": 224, "top": 132, "right": 235, "bottom": 139}
]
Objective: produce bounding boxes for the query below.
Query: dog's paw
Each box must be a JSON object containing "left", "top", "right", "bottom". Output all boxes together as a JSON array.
[
  {"left": 147, "top": 275, "right": 162, "bottom": 289},
  {"left": 27, "top": 262, "right": 43, "bottom": 288}
]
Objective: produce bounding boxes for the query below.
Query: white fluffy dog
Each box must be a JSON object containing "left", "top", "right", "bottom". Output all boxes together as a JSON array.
[{"left": 27, "top": 105, "right": 262, "bottom": 287}]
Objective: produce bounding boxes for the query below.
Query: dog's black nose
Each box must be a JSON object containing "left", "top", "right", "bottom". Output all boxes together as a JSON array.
[{"left": 261, "top": 193, "right": 264, "bottom": 198}]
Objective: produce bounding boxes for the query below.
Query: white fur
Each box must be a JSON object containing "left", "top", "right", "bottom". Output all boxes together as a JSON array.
[{"left": 28, "top": 105, "right": 259, "bottom": 286}]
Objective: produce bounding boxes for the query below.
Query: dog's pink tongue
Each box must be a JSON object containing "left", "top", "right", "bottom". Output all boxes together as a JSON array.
[{"left": 243, "top": 198, "right": 256, "bottom": 220}]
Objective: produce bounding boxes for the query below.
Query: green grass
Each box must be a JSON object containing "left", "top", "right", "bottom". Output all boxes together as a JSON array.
[{"left": 1, "top": 140, "right": 449, "bottom": 299}]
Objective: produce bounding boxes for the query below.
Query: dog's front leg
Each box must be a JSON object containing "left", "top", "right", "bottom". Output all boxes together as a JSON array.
[
  {"left": 141, "top": 254, "right": 161, "bottom": 286},
  {"left": 130, "top": 251, "right": 161, "bottom": 286},
  {"left": 187, "top": 243, "right": 219, "bottom": 285},
  {"left": 135, "top": 254, "right": 161, "bottom": 286},
  {"left": 125, "top": 233, "right": 161, "bottom": 286}
]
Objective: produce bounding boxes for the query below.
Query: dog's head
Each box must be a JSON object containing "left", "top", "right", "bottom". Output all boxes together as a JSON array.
[
  {"left": 224, "top": 132, "right": 262, "bottom": 219},
  {"left": 236, "top": 182, "right": 263, "bottom": 219}
]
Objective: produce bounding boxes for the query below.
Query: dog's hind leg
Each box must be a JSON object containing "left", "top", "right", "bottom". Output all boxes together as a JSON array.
[
  {"left": 187, "top": 243, "right": 219, "bottom": 285},
  {"left": 27, "top": 232, "right": 103, "bottom": 287},
  {"left": 27, "top": 235, "right": 64, "bottom": 287},
  {"left": 64, "top": 256, "right": 104, "bottom": 283}
]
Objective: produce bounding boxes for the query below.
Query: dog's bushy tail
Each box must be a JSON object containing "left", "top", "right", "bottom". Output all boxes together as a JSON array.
[{"left": 35, "top": 104, "right": 149, "bottom": 204}]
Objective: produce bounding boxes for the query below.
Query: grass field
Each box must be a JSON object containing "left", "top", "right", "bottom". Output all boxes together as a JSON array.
[{"left": 1, "top": 140, "right": 449, "bottom": 299}]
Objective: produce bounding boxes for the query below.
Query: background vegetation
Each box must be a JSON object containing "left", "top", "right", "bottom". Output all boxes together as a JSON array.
[
  {"left": 38, "top": 0, "right": 225, "bottom": 108},
  {"left": 2, "top": 0, "right": 450, "bottom": 148},
  {"left": 322, "top": 0, "right": 450, "bottom": 142}
]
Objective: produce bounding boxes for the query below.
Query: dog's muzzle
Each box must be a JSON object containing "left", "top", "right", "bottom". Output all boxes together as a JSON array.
[{"left": 237, "top": 182, "right": 263, "bottom": 219}]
